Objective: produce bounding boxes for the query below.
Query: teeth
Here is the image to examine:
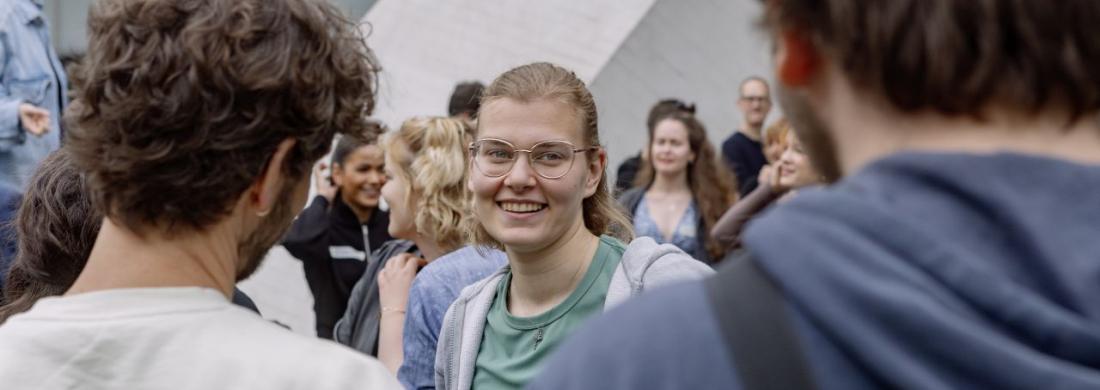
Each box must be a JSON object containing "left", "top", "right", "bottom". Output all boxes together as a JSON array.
[{"left": 501, "top": 202, "right": 544, "bottom": 213}]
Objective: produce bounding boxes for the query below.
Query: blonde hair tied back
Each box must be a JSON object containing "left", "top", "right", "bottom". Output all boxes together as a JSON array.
[{"left": 385, "top": 116, "right": 471, "bottom": 252}]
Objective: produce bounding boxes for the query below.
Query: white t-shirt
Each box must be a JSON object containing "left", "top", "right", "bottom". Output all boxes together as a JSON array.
[{"left": 0, "top": 287, "right": 399, "bottom": 389}]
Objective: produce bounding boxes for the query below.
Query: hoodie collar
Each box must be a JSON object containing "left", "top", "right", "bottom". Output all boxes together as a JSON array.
[{"left": 14, "top": 0, "right": 44, "bottom": 25}]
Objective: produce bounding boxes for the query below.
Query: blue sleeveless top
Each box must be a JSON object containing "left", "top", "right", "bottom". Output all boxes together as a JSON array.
[{"left": 632, "top": 194, "right": 701, "bottom": 257}]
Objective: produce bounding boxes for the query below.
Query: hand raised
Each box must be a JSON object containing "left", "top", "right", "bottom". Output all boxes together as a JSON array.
[{"left": 314, "top": 162, "right": 337, "bottom": 201}]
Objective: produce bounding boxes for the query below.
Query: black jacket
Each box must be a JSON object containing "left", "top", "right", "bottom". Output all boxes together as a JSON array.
[
  {"left": 615, "top": 153, "right": 642, "bottom": 195},
  {"left": 282, "top": 193, "right": 392, "bottom": 339}
]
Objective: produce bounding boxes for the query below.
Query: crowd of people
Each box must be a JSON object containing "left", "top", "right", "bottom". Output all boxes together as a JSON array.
[{"left": 0, "top": 0, "right": 1098, "bottom": 389}]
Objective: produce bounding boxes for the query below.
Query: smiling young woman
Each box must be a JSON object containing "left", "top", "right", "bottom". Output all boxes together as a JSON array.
[
  {"left": 434, "top": 62, "right": 714, "bottom": 390},
  {"left": 281, "top": 127, "right": 394, "bottom": 340}
]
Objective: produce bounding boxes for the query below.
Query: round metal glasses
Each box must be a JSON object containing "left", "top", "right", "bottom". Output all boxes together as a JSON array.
[{"left": 469, "top": 138, "right": 599, "bottom": 179}]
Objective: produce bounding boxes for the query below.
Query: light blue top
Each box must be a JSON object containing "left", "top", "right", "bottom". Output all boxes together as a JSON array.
[
  {"left": 632, "top": 195, "right": 701, "bottom": 258},
  {"left": 0, "top": 0, "right": 68, "bottom": 189},
  {"left": 397, "top": 246, "right": 507, "bottom": 390}
]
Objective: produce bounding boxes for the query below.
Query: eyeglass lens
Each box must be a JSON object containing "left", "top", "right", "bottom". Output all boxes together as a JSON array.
[{"left": 472, "top": 139, "right": 577, "bottom": 179}]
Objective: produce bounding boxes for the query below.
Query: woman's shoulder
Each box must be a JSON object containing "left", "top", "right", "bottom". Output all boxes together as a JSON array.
[
  {"left": 618, "top": 186, "right": 646, "bottom": 202},
  {"left": 621, "top": 237, "right": 713, "bottom": 276},
  {"left": 371, "top": 239, "right": 417, "bottom": 260},
  {"left": 617, "top": 187, "right": 647, "bottom": 215},
  {"left": 415, "top": 247, "right": 508, "bottom": 292}
]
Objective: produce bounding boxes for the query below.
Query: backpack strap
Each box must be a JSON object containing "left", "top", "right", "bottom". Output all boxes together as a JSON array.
[{"left": 705, "top": 251, "right": 816, "bottom": 390}]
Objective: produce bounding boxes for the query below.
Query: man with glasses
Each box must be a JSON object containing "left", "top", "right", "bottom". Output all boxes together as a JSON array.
[{"left": 722, "top": 76, "right": 772, "bottom": 195}]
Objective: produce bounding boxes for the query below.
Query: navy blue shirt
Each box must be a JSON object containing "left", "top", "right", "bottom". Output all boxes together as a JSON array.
[
  {"left": 721, "top": 132, "right": 766, "bottom": 196},
  {"left": 0, "top": 185, "right": 20, "bottom": 295},
  {"left": 531, "top": 152, "right": 1100, "bottom": 389}
]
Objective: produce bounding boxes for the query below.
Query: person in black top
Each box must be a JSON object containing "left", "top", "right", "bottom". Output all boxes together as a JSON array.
[
  {"left": 721, "top": 76, "right": 772, "bottom": 196},
  {"left": 282, "top": 132, "right": 392, "bottom": 339}
]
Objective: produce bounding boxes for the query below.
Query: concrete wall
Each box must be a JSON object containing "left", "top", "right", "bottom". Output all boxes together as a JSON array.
[
  {"left": 361, "top": 0, "right": 775, "bottom": 184},
  {"left": 590, "top": 0, "right": 776, "bottom": 181},
  {"left": 361, "top": 0, "right": 656, "bottom": 128}
]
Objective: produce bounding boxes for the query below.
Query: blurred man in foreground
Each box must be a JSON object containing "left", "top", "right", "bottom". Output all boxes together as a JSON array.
[{"left": 532, "top": 0, "right": 1100, "bottom": 388}]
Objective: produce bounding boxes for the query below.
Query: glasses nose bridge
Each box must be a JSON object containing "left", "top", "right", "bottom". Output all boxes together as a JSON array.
[
  {"left": 508, "top": 147, "right": 539, "bottom": 176},
  {"left": 515, "top": 147, "right": 538, "bottom": 164}
]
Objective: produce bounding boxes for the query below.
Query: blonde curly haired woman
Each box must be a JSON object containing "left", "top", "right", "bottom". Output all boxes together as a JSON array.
[{"left": 334, "top": 117, "right": 507, "bottom": 379}]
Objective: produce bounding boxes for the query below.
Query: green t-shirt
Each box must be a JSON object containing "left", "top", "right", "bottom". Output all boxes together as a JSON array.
[{"left": 472, "top": 235, "right": 626, "bottom": 389}]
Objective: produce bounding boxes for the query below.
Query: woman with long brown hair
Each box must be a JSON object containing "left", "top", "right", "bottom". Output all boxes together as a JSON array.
[{"left": 619, "top": 111, "right": 737, "bottom": 264}]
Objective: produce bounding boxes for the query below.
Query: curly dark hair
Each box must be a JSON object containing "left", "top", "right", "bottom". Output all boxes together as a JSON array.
[
  {"left": 64, "top": 0, "right": 380, "bottom": 233},
  {"left": 634, "top": 111, "right": 737, "bottom": 261},
  {"left": 0, "top": 151, "right": 98, "bottom": 324}
]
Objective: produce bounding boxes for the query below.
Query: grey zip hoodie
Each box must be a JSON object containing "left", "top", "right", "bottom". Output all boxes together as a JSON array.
[{"left": 433, "top": 237, "right": 714, "bottom": 390}]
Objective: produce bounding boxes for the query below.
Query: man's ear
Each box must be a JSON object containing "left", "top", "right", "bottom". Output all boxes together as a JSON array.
[
  {"left": 583, "top": 149, "right": 606, "bottom": 198},
  {"left": 251, "top": 139, "right": 298, "bottom": 217},
  {"left": 776, "top": 28, "right": 821, "bottom": 88}
]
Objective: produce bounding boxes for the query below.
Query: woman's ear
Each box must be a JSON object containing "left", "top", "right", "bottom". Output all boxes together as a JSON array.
[{"left": 583, "top": 149, "right": 606, "bottom": 197}]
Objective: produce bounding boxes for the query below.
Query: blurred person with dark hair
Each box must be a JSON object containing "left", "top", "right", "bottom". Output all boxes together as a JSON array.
[
  {"left": 283, "top": 122, "right": 393, "bottom": 340},
  {"left": 0, "top": 0, "right": 69, "bottom": 190},
  {"left": 532, "top": 0, "right": 1100, "bottom": 388},
  {"left": 0, "top": 151, "right": 90, "bottom": 321},
  {"left": 614, "top": 99, "right": 697, "bottom": 194},
  {"left": 0, "top": 0, "right": 398, "bottom": 388},
  {"left": 721, "top": 76, "right": 772, "bottom": 196},
  {"left": 0, "top": 150, "right": 260, "bottom": 324},
  {"left": 448, "top": 81, "right": 484, "bottom": 129},
  {"left": 619, "top": 111, "right": 736, "bottom": 264}
]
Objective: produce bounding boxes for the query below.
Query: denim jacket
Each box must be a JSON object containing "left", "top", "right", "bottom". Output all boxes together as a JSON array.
[
  {"left": 0, "top": 0, "right": 68, "bottom": 189},
  {"left": 396, "top": 246, "right": 506, "bottom": 390}
]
